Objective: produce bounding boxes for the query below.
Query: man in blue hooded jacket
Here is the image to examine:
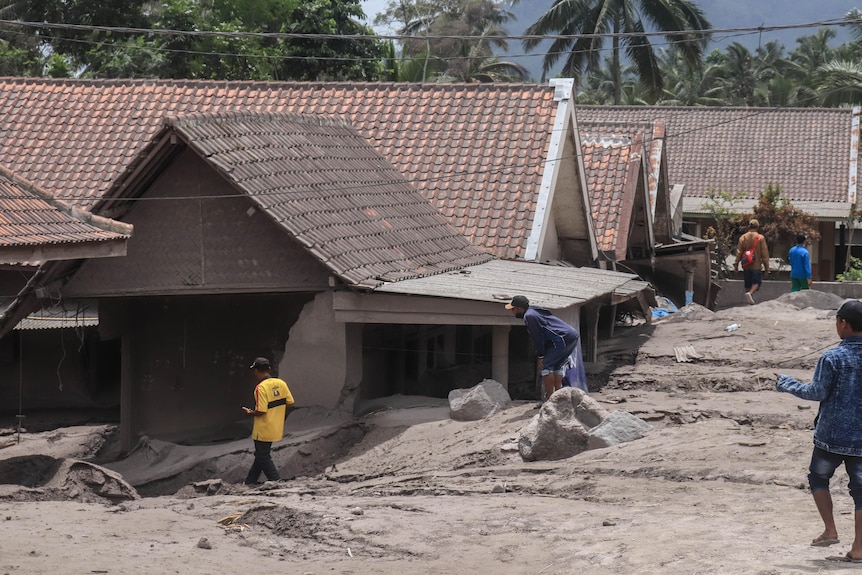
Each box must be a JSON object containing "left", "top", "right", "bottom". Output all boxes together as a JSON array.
[
  {"left": 506, "top": 295, "right": 580, "bottom": 401},
  {"left": 776, "top": 300, "right": 862, "bottom": 560}
]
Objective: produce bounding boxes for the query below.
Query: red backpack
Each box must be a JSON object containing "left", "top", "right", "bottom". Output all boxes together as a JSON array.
[{"left": 740, "top": 234, "right": 760, "bottom": 268}]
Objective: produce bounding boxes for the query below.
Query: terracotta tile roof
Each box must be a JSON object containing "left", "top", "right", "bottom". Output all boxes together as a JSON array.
[
  {"left": 0, "top": 79, "right": 557, "bottom": 260},
  {"left": 577, "top": 106, "right": 856, "bottom": 203},
  {"left": 124, "top": 111, "right": 491, "bottom": 289},
  {"left": 580, "top": 122, "right": 650, "bottom": 257},
  {"left": 0, "top": 164, "right": 131, "bottom": 257}
]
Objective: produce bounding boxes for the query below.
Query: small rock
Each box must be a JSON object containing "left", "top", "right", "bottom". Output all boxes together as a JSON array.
[
  {"left": 349, "top": 507, "right": 363, "bottom": 516},
  {"left": 602, "top": 520, "right": 617, "bottom": 526},
  {"left": 197, "top": 537, "right": 212, "bottom": 550},
  {"left": 490, "top": 484, "right": 505, "bottom": 494}
]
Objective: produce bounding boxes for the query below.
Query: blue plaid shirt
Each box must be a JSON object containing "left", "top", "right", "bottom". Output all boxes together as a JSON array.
[{"left": 777, "top": 336, "right": 862, "bottom": 456}]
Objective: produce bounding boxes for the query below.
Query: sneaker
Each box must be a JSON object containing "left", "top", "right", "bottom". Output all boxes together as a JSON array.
[{"left": 745, "top": 292, "right": 755, "bottom": 305}]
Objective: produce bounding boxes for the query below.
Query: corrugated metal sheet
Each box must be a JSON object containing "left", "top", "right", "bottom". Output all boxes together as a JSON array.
[
  {"left": 683, "top": 196, "right": 853, "bottom": 220},
  {"left": 13, "top": 302, "right": 97, "bottom": 330},
  {"left": 373, "top": 259, "right": 650, "bottom": 309}
]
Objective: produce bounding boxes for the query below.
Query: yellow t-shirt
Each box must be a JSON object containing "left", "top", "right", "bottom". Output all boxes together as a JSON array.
[{"left": 251, "top": 377, "right": 294, "bottom": 442}]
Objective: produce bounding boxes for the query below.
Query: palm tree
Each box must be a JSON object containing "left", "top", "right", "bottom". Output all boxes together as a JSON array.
[
  {"left": 810, "top": 9, "right": 862, "bottom": 106},
  {"left": 576, "top": 56, "right": 638, "bottom": 104},
  {"left": 714, "top": 42, "right": 787, "bottom": 106},
  {"left": 655, "top": 48, "right": 727, "bottom": 106},
  {"left": 790, "top": 29, "right": 837, "bottom": 78},
  {"left": 522, "top": 0, "right": 711, "bottom": 104},
  {"left": 816, "top": 60, "right": 862, "bottom": 106},
  {"left": 382, "top": 0, "right": 529, "bottom": 82}
]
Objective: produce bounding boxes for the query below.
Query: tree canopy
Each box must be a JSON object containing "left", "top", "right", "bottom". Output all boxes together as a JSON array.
[{"left": 0, "top": 0, "right": 385, "bottom": 80}]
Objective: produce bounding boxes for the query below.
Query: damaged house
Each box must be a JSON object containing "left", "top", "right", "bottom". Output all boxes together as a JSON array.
[
  {"left": 578, "top": 105, "right": 862, "bottom": 282},
  {"left": 0, "top": 166, "right": 131, "bottom": 412},
  {"left": 0, "top": 79, "right": 664, "bottom": 450},
  {"left": 0, "top": 108, "right": 651, "bottom": 450},
  {"left": 579, "top": 120, "right": 716, "bottom": 307}
]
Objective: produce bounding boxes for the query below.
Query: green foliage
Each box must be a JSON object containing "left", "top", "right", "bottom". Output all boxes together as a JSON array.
[
  {"left": 0, "top": 0, "right": 384, "bottom": 81},
  {"left": 0, "top": 41, "right": 44, "bottom": 76},
  {"left": 523, "top": 0, "right": 711, "bottom": 103},
  {"left": 751, "top": 184, "right": 820, "bottom": 256},
  {"left": 378, "top": 0, "right": 528, "bottom": 83},
  {"left": 701, "top": 189, "right": 747, "bottom": 277},
  {"left": 701, "top": 184, "right": 820, "bottom": 277},
  {"left": 837, "top": 256, "right": 862, "bottom": 282},
  {"left": 275, "top": 0, "right": 384, "bottom": 81}
]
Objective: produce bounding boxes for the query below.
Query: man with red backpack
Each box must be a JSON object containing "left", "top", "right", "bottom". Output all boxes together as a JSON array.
[{"left": 734, "top": 219, "right": 770, "bottom": 304}]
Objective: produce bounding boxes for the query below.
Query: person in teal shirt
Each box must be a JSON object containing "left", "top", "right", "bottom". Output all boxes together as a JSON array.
[{"left": 789, "top": 233, "right": 812, "bottom": 292}]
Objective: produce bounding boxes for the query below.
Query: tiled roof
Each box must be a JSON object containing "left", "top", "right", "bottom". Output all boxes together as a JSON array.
[
  {"left": 580, "top": 122, "right": 649, "bottom": 256},
  {"left": 122, "top": 111, "right": 491, "bottom": 289},
  {"left": 0, "top": 164, "right": 131, "bottom": 257},
  {"left": 0, "top": 79, "right": 557, "bottom": 260},
  {"left": 577, "top": 106, "right": 856, "bottom": 203}
]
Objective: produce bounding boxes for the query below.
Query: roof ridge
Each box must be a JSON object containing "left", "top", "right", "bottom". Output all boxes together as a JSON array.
[
  {"left": 0, "top": 76, "right": 555, "bottom": 92},
  {"left": 576, "top": 104, "right": 854, "bottom": 113},
  {"left": 164, "top": 110, "right": 350, "bottom": 129}
]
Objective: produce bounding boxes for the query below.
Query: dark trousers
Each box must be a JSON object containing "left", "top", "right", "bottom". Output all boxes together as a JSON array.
[{"left": 245, "top": 439, "right": 280, "bottom": 484}]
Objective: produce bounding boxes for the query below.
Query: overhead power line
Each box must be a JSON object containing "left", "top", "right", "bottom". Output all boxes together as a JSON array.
[{"left": 0, "top": 16, "right": 858, "bottom": 43}]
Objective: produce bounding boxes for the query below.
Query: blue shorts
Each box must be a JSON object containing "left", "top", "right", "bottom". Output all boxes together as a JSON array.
[
  {"left": 743, "top": 269, "right": 762, "bottom": 290},
  {"left": 808, "top": 447, "right": 862, "bottom": 510},
  {"left": 541, "top": 338, "right": 579, "bottom": 376}
]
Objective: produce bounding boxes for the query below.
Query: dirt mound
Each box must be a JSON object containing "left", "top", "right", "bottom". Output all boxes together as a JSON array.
[
  {"left": 775, "top": 289, "right": 847, "bottom": 310},
  {"left": 0, "top": 455, "right": 139, "bottom": 503}
]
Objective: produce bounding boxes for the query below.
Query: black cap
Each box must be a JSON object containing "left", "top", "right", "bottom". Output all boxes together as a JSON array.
[
  {"left": 505, "top": 295, "right": 530, "bottom": 310},
  {"left": 250, "top": 357, "right": 271, "bottom": 370}
]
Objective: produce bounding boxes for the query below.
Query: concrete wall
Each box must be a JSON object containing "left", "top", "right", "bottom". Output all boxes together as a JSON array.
[
  {"left": 282, "top": 291, "right": 361, "bottom": 411},
  {"left": 716, "top": 279, "right": 862, "bottom": 309}
]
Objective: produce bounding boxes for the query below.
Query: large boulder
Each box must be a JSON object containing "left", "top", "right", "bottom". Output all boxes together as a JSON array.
[
  {"left": 448, "top": 379, "right": 511, "bottom": 421},
  {"left": 518, "top": 387, "right": 610, "bottom": 461},
  {"left": 587, "top": 410, "right": 652, "bottom": 450}
]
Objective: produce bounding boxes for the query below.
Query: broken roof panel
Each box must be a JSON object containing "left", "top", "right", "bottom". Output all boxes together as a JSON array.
[
  {"left": 0, "top": 79, "right": 557, "bottom": 260},
  {"left": 115, "top": 111, "right": 491, "bottom": 289},
  {"left": 374, "top": 259, "right": 651, "bottom": 309}
]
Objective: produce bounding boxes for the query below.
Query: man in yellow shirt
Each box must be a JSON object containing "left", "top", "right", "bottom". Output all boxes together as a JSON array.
[{"left": 242, "top": 357, "right": 294, "bottom": 485}]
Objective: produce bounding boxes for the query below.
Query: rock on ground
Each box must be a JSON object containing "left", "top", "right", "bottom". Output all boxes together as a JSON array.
[
  {"left": 448, "top": 379, "right": 511, "bottom": 421},
  {"left": 518, "top": 387, "right": 610, "bottom": 461},
  {"left": 587, "top": 410, "right": 652, "bottom": 450}
]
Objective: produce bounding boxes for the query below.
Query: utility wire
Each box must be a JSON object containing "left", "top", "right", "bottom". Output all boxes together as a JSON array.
[
  {"left": 0, "top": 105, "right": 852, "bottom": 205},
  {"left": 0, "top": 14, "right": 852, "bottom": 73},
  {"left": 0, "top": 16, "right": 857, "bottom": 43}
]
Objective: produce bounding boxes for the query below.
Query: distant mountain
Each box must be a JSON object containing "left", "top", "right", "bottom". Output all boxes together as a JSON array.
[{"left": 361, "top": 0, "right": 862, "bottom": 83}]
